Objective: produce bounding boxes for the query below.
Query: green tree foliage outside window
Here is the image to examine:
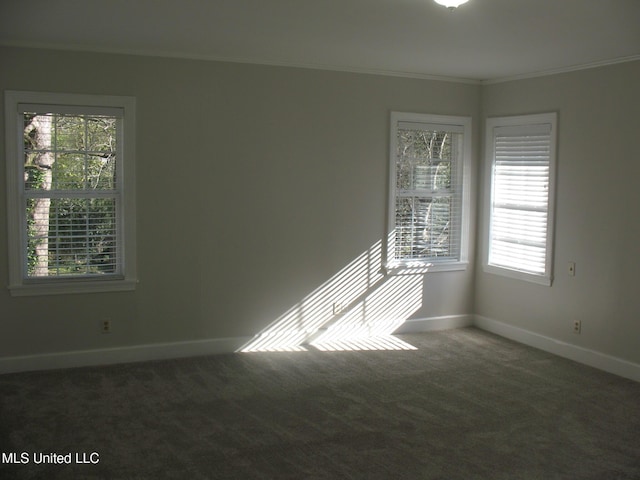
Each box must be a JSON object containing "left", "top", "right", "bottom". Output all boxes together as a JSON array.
[{"left": 23, "top": 112, "right": 118, "bottom": 277}]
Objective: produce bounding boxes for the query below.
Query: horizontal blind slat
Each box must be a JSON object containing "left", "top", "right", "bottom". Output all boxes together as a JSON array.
[{"left": 489, "top": 126, "right": 552, "bottom": 275}]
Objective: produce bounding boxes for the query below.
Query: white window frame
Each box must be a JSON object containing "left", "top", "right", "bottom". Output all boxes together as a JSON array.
[
  {"left": 5, "top": 91, "right": 137, "bottom": 296},
  {"left": 386, "top": 112, "right": 471, "bottom": 274},
  {"left": 483, "top": 112, "right": 557, "bottom": 286}
]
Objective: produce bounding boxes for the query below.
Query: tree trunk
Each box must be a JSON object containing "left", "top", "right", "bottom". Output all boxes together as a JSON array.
[{"left": 29, "top": 115, "right": 54, "bottom": 276}]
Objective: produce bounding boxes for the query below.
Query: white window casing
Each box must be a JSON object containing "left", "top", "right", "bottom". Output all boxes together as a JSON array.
[
  {"left": 5, "top": 91, "right": 137, "bottom": 296},
  {"left": 483, "top": 112, "right": 557, "bottom": 286},
  {"left": 387, "top": 112, "right": 471, "bottom": 274}
]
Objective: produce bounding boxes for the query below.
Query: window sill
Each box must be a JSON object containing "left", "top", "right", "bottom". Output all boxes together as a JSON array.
[
  {"left": 483, "top": 264, "right": 552, "bottom": 286},
  {"left": 8, "top": 278, "right": 138, "bottom": 296},
  {"left": 385, "top": 261, "right": 468, "bottom": 275}
]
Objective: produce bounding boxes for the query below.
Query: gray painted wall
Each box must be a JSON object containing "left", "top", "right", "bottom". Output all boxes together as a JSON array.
[
  {"left": 476, "top": 61, "right": 640, "bottom": 364},
  {"left": 0, "top": 46, "right": 478, "bottom": 358},
  {"left": 1, "top": 46, "right": 637, "bottom": 368}
]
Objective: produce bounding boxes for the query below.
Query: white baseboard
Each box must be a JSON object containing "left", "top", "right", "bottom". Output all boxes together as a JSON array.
[
  {"left": 0, "top": 315, "right": 474, "bottom": 374},
  {"left": 394, "top": 314, "right": 475, "bottom": 333},
  {"left": 474, "top": 315, "right": 640, "bottom": 383},
  {"left": 0, "top": 336, "right": 251, "bottom": 374},
  {"left": 2, "top": 314, "right": 638, "bottom": 383}
]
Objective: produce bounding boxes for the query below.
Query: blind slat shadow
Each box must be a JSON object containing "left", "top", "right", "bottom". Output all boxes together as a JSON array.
[{"left": 239, "top": 239, "right": 423, "bottom": 352}]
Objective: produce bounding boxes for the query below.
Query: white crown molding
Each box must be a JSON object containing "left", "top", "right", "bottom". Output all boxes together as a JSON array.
[
  {"left": 4, "top": 41, "right": 637, "bottom": 86},
  {"left": 0, "top": 40, "right": 481, "bottom": 85},
  {"left": 483, "top": 55, "right": 640, "bottom": 85}
]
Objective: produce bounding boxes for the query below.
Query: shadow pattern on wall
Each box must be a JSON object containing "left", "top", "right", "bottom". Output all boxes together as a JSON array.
[{"left": 239, "top": 240, "right": 423, "bottom": 352}]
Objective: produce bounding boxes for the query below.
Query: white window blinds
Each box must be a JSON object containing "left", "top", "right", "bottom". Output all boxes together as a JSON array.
[{"left": 485, "top": 113, "right": 557, "bottom": 285}]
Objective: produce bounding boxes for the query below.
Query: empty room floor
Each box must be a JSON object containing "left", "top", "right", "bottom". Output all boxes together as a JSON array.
[{"left": 1, "top": 328, "right": 639, "bottom": 479}]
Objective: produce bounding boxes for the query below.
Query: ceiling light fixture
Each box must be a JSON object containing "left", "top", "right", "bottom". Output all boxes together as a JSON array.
[{"left": 433, "top": 0, "right": 470, "bottom": 10}]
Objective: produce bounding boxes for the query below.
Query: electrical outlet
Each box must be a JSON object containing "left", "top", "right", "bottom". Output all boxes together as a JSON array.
[
  {"left": 573, "top": 320, "right": 581, "bottom": 334},
  {"left": 332, "top": 302, "right": 343, "bottom": 315},
  {"left": 568, "top": 261, "right": 576, "bottom": 276},
  {"left": 101, "top": 319, "right": 111, "bottom": 334}
]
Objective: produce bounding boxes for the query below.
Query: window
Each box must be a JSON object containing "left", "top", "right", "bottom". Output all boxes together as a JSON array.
[
  {"left": 387, "top": 112, "right": 471, "bottom": 273},
  {"left": 483, "top": 113, "right": 557, "bottom": 286},
  {"left": 5, "top": 91, "right": 136, "bottom": 295}
]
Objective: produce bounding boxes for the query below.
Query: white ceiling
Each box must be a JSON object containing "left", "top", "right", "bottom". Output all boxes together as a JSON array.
[{"left": 1, "top": 0, "right": 639, "bottom": 83}]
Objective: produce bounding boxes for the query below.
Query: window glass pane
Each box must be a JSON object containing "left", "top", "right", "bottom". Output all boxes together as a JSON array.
[
  {"left": 53, "top": 153, "right": 85, "bottom": 189},
  {"left": 55, "top": 114, "right": 85, "bottom": 151},
  {"left": 397, "top": 129, "right": 452, "bottom": 159},
  {"left": 23, "top": 113, "right": 117, "bottom": 191},
  {"left": 396, "top": 154, "right": 412, "bottom": 190},
  {"left": 395, "top": 197, "right": 452, "bottom": 260},
  {"left": 26, "top": 197, "right": 117, "bottom": 277},
  {"left": 394, "top": 126, "right": 458, "bottom": 262},
  {"left": 427, "top": 197, "right": 453, "bottom": 257},
  {"left": 395, "top": 197, "right": 415, "bottom": 258},
  {"left": 397, "top": 129, "right": 454, "bottom": 191},
  {"left": 88, "top": 155, "right": 117, "bottom": 190},
  {"left": 86, "top": 116, "right": 117, "bottom": 153},
  {"left": 23, "top": 113, "right": 55, "bottom": 190}
]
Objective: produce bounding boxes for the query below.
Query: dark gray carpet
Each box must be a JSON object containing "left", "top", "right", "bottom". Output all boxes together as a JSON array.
[{"left": 1, "top": 328, "right": 639, "bottom": 479}]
